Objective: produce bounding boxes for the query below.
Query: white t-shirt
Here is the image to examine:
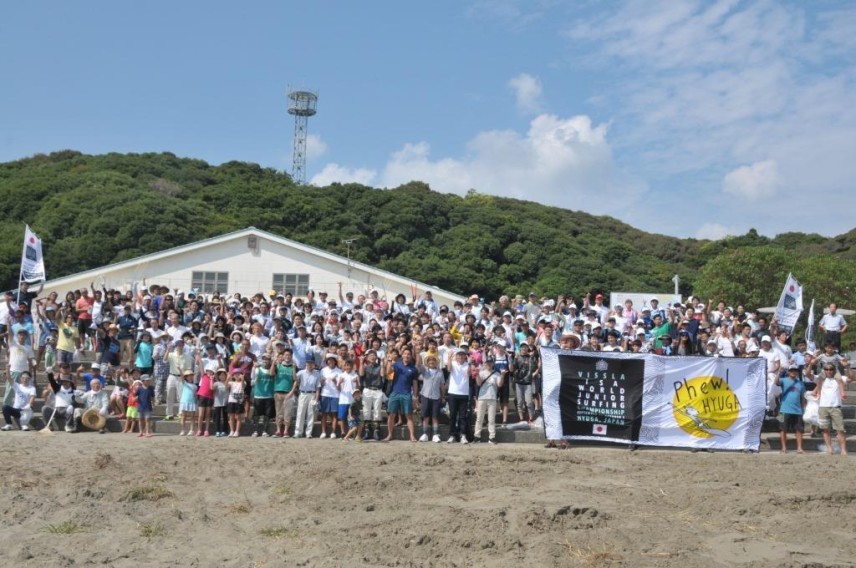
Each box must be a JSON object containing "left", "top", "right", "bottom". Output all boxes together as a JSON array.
[
  {"left": 818, "top": 377, "right": 842, "bottom": 408},
  {"left": 320, "top": 366, "right": 341, "bottom": 398},
  {"left": 249, "top": 335, "right": 269, "bottom": 359},
  {"left": 715, "top": 336, "right": 735, "bottom": 357},
  {"left": 759, "top": 349, "right": 781, "bottom": 376},
  {"left": 13, "top": 383, "right": 36, "bottom": 410},
  {"left": 448, "top": 360, "right": 469, "bottom": 396},
  {"left": 337, "top": 371, "right": 358, "bottom": 405}
]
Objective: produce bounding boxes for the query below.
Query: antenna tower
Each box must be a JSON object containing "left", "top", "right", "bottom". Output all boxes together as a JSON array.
[{"left": 287, "top": 87, "right": 318, "bottom": 184}]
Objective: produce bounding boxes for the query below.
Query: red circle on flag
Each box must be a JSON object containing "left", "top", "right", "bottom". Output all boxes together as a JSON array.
[
  {"left": 595, "top": 425, "right": 604, "bottom": 433},
  {"left": 789, "top": 285, "right": 795, "bottom": 292},
  {"left": 28, "top": 237, "right": 35, "bottom": 243}
]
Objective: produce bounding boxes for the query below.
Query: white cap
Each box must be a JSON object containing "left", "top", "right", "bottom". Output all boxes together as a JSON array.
[{"left": 761, "top": 335, "right": 772, "bottom": 343}]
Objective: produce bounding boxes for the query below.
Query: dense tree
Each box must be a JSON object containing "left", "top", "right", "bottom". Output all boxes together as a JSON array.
[{"left": 0, "top": 151, "right": 853, "bottom": 309}]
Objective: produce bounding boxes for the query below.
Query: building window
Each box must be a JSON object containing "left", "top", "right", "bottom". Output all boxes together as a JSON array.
[
  {"left": 191, "top": 271, "right": 228, "bottom": 294},
  {"left": 273, "top": 273, "right": 309, "bottom": 296}
]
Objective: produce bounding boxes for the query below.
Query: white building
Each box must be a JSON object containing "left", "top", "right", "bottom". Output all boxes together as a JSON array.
[{"left": 41, "top": 227, "right": 465, "bottom": 307}]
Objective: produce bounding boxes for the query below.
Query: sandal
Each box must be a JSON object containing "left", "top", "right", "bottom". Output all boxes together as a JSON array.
[
  {"left": 545, "top": 441, "right": 557, "bottom": 449},
  {"left": 558, "top": 441, "right": 570, "bottom": 450}
]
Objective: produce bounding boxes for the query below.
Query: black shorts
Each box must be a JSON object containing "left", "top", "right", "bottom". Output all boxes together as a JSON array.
[
  {"left": 243, "top": 381, "right": 252, "bottom": 399},
  {"left": 227, "top": 402, "right": 243, "bottom": 414},
  {"left": 198, "top": 396, "right": 213, "bottom": 408},
  {"left": 135, "top": 366, "right": 153, "bottom": 376},
  {"left": 420, "top": 396, "right": 441, "bottom": 420},
  {"left": 254, "top": 398, "right": 274, "bottom": 418},
  {"left": 498, "top": 379, "right": 510, "bottom": 404},
  {"left": 779, "top": 413, "right": 804, "bottom": 433},
  {"left": 78, "top": 319, "right": 93, "bottom": 336}
]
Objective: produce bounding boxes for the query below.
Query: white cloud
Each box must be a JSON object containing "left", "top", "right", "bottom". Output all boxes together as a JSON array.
[
  {"left": 310, "top": 163, "right": 377, "bottom": 186},
  {"left": 722, "top": 160, "right": 781, "bottom": 200},
  {"left": 508, "top": 73, "right": 543, "bottom": 113},
  {"left": 695, "top": 223, "right": 733, "bottom": 241},
  {"left": 304, "top": 133, "right": 328, "bottom": 160},
  {"left": 377, "top": 113, "right": 641, "bottom": 213},
  {"left": 311, "top": 110, "right": 640, "bottom": 215}
]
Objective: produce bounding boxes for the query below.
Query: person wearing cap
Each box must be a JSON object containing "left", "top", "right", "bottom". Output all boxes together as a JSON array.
[
  {"left": 774, "top": 365, "right": 806, "bottom": 453},
  {"left": 46, "top": 369, "right": 83, "bottom": 432},
  {"left": 654, "top": 335, "right": 674, "bottom": 356},
  {"left": 1, "top": 371, "right": 36, "bottom": 431},
  {"left": 165, "top": 339, "right": 194, "bottom": 420},
  {"left": 271, "top": 345, "right": 297, "bottom": 438},
  {"left": 95, "top": 322, "right": 122, "bottom": 371},
  {"left": 77, "top": 362, "right": 106, "bottom": 392},
  {"left": 816, "top": 360, "right": 848, "bottom": 455}
]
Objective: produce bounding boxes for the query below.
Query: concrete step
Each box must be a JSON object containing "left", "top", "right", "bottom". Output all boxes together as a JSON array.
[{"left": 761, "top": 433, "right": 856, "bottom": 454}]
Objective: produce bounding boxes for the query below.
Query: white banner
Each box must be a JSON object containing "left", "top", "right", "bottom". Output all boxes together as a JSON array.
[
  {"left": 542, "top": 350, "right": 767, "bottom": 451},
  {"left": 20, "top": 225, "right": 46, "bottom": 283},
  {"left": 774, "top": 273, "right": 802, "bottom": 335}
]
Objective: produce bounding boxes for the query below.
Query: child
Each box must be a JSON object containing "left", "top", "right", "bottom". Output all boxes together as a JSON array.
[
  {"left": 178, "top": 369, "right": 198, "bottom": 436},
  {"left": 336, "top": 359, "right": 359, "bottom": 438},
  {"left": 418, "top": 354, "right": 445, "bottom": 442},
  {"left": 122, "top": 379, "right": 141, "bottom": 434},
  {"left": 804, "top": 387, "right": 820, "bottom": 438},
  {"left": 342, "top": 389, "right": 364, "bottom": 441},
  {"left": 473, "top": 359, "right": 505, "bottom": 444},
  {"left": 226, "top": 373, "right": 245, "bottom": 437},
  {"left": 136, "top": 374, "right": 155, "bottom": 438},
  {"left": 110, "top": 367, "right": 131, "bottom": 417},
  {"left": 212, "top": 368, "right": 229, "bottom": 437},
  {"left": 196, "top": 369, "right": 215, "bottom": 437}
]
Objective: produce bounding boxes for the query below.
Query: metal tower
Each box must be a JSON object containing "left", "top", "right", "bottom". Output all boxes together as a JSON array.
[{"left": 287, "top": 87, "right": 318, "bottom": 184}]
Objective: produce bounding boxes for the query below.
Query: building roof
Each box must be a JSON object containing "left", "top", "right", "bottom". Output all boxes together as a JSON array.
[{"left": 42, "top": 227, "right": 465, "bottom": 302}]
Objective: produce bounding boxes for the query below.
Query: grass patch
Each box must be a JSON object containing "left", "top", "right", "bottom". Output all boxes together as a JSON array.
[
  {"left": 563, "top": 539, "right": 622, "bottom": 567},
  {"left": 123, "top": 484, "right": 174, "bottom": 502},
  {"left": 270, "top": 483, "right": 292, "bottom": 497},
  {"left": 259, "top": 526, "right": 298, "bottom": 539},
  {"left": 229, "top": 502, "right": 253, "bottom": 515},
  {"left": 42, "top": 521, "right": 87, "bottom": 535},
  {"left": 139, "top": 521, "right": 166, "bottom": 539}
]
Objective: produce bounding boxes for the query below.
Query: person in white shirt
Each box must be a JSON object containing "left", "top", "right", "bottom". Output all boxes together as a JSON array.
[
  {"left": 759, "top": 336, "right": 785, "bottom": 413},
  {"left": 819, "top": 304, "right": 848, "bottom": 353},
  {"left": 816, "top": 363, "right": 848, "bottom": 455},
  {"left": 4, "top": 329, "right": 36, "bottom": 410},
  {"left": 2, "top": 371, "right": 36, "bottom": 430},
  {"left": 473, "top": 359, "right": 505, "bottom": 444}
]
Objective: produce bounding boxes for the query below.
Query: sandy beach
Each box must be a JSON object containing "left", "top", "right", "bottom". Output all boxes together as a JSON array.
[{"left": 0, "top": 433, "right": 854, "bottom": 568}]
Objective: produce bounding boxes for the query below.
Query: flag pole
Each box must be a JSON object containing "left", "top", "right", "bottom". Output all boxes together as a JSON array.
[{"left": 17, "top": 225, "right": 28, "bottom": 305}]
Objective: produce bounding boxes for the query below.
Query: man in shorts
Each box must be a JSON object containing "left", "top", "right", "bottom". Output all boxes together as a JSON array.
[
  {"left": 775, "top": 365, "right": 806, "bottom": 453},
  {"left": 817, "top": 363, "right": 848, "bottom": 455},
  {"left": 383, "top": 348, "right": 419, "bottom": 442}
]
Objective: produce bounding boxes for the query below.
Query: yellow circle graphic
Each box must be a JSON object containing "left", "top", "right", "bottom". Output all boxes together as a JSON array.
[{"left": 671, "top": 376, "right": 740, "bottom": 438}]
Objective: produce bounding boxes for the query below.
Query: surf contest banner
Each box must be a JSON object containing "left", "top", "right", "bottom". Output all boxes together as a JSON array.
[
  {"left": 20, "top": 225, "right": 45, "bottom": 283},
  {"left": 542, "top": 349, "right": 767, "bottom": 451}
]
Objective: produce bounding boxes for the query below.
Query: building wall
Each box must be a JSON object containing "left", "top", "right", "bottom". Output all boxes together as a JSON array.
[{"left": 41, "top": 234, "right": 464, "bottom": 307}]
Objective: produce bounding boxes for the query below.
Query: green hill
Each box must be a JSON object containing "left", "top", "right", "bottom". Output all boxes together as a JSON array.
[{"left": 1, "top": 150, "right": 854, "bottom": 310}]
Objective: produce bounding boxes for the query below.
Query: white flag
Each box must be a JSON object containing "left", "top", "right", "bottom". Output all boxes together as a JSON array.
[
  {"left": 774, "top": 273, "right": 802, "bottom": 335},
  {"left": 805, "top": 299, "right": 816, "bottom": 352},
  {"left": 20, "top": 225, "right": 46, "bottom": 283}
]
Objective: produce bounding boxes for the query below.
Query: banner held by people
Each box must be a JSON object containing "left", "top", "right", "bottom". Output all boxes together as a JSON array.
[
  {"left": 774, "top": 273, "right": 803, "bottom": 335},
  {"left": 805, "top": 298, "right": 816, "bottom": 352},
  {"left": 20, "top": 225, "right": 46, "bottom": 284},
  {"left": 542, "top": 350, "right": 767, "bottom": 451}
]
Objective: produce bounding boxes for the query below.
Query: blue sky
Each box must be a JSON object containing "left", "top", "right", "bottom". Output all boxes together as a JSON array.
[{"left": 2, "top": 1, "right": 854, "bottom": 239}]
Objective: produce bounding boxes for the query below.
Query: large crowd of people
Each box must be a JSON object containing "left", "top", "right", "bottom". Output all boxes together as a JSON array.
[{"left": 1, "top": 280, "right": 852, "bottom": 452}]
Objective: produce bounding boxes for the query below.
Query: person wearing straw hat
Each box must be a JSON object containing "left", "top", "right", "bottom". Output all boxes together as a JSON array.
[{"left": 78, "top": 378, "right": 110, "bottom": 433}]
